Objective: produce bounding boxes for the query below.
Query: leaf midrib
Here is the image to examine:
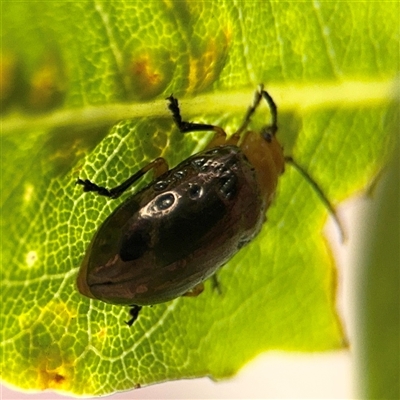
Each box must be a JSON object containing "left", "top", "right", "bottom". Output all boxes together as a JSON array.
[{"left": 2, "top": 78, "right": 397, "bottom": 136}]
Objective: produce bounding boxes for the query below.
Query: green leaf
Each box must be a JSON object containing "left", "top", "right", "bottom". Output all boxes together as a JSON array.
[{"left": 1, "top": 1, "right": 398, "bottom": 397}]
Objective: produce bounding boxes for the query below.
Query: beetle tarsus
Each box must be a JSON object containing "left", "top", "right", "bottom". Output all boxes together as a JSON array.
[
  {"left": 166, "top": 94, "right": 219, "bottom": 134},
  {"left": 166, "top": 94, "right": 182, "bottom": 126},
  {"left": 76, "top": 158, "right": 168, "bottom": 200},
  {"left": 126, "top": 305, "right": 143, "bottom": 327},
  {"left": 76, "top": 178, "right": 112, "bottom": 197}
]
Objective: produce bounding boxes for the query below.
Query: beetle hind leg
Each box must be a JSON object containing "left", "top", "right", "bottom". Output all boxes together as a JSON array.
[
  {"left": 211, "top": 274, "right": 222, "bottom": 295},
  {"left": 126, "top": 305, "right": 143, "bottom": 327}
]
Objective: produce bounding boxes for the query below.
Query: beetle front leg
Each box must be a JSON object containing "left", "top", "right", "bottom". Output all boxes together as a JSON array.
[
  {"left": 166, "top": 95, "right": 236, "bottom": 148},
  {"left": 77, "top": 157, "right": 169, "bottom": 199},
  {"left": 166, "top": 95, "right": 224, "bottom": 134}
]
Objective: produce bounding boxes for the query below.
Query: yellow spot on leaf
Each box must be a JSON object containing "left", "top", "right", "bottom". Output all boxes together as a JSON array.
[
  {"left": 187, "top": 32, "right": 230, "bottom": 93},
  {"left": 125, "top": 49, "right": 173, "bottom": 99},
  {"left": 19, "top": 300, "right": 77, "bottom": 330},
  {"left": 18, "top": 309, "right": 40, "bottom": 330},
  {"left": 126, "top": 54, "right": 164, "bottom": 98},
  {"left": 25, "top": 250, "right": 38, "bottom": 267},
  {"left": 44, "top": 301, "right": 77, "bottom": 326},
  {"left": 96, "top": 327, "right": 108, "bottom": 340},
  {"left": 28, "top": 52, "right": 65, "bottom": 111},
  {"left": 36, "top": 361, "right": 74, "bottom": 391},
  {"left": 23, "top": 183, "right": 34, "bottom": 203}
]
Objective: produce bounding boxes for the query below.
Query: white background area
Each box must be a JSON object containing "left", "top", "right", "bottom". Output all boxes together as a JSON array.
[{"left": 1, "top": 194, "right": 370, "bottom": 399}]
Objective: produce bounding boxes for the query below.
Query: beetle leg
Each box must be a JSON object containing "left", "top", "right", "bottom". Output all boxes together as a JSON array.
[
  {"left": 166, "top": 95, "right": 226, "bottom": 137},
  {"left": 125, "top": 305, "right": 143, "bottom": 326},
  {"left": 182, "top": 282, "right": 204, "bottom": 297},
  {"left": 260, "top": 88, "right": 278, "bottom": 139},
  {"left": 211, "top": 274, "right": 222, "bottom": 295},
  {"left": 150, "top": 157, "right": 169, "bottom": 178},
  {"left": 76, "top": 157, "right": 169, "bottom": 199},
  {"left": 166, "top": 94, "right": 238, "bottom": 148}
]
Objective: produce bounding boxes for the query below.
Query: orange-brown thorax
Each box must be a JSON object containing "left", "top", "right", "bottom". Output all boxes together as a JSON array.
[{"left": 206, "top": 128, "right": 285, "bottom": 206}]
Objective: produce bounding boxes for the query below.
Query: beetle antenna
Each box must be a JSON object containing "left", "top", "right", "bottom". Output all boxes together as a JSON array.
[
  {"left": 236, "top": 84, "right": 278, "bottom": 141},
  {"left": 285, "top": 156, "right": 346, "bottom": 242},
  {"left": 235, "top": 84, "right": 265, "bottom": 136}
]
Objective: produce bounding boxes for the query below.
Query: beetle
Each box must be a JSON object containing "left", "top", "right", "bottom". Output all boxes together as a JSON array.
[{"left": 76, "top": 85, "right": 341, "bottom": 326}]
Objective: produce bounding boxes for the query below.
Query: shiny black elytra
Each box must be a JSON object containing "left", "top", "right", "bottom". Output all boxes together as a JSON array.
[{"left": 76, "top": 85, "right": 340, "bottom": 326}]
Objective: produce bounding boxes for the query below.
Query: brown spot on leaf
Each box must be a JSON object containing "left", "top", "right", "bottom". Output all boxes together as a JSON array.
[
  {"left": 187, "top": 33, "right": 230, "bottom": 94},
  {"left": 133, "top": 57, "right": 161, "bottom": 86},
  {"left": 28, "top": 51, "right": 66, "bottom": 111},
  {"left": 37, "top": 363, "right": 71, "bottom": 391},
  {"left": 53, "top": 373, "right": 66, "bottom": 384},
  {"left": 124, "top": 50, "right": 173, "bottom": 99},
  {"left": 0, "top": 53, "right": 17, "bottom": 102}
]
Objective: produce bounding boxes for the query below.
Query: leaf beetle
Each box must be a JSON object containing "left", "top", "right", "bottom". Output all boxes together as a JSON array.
[{"left": 76, "top": 85, "right": 341, "bottom": 326}]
